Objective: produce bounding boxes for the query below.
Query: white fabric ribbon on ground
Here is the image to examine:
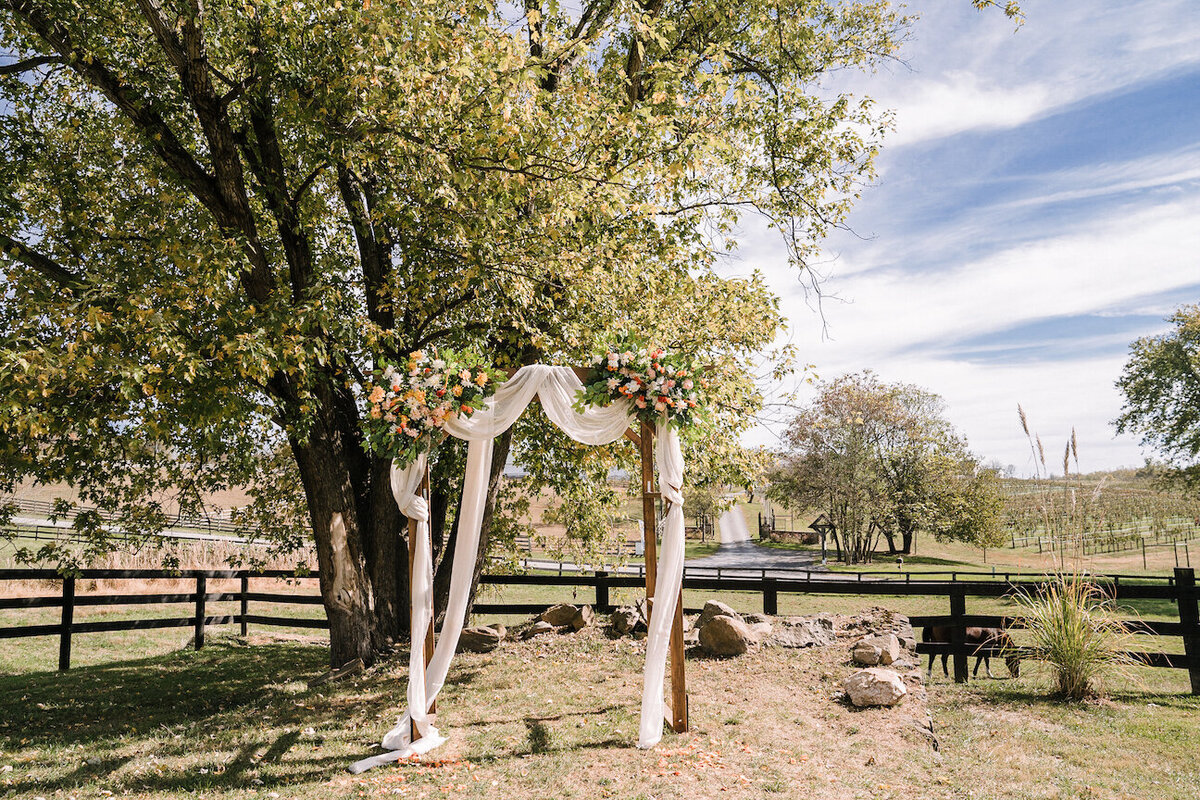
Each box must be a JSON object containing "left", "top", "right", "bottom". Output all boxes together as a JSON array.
[{"left": 353, "top": 365, "right": 684, "bottom": 771}]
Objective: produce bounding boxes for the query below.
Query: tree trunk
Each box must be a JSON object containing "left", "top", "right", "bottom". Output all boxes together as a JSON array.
[
  {"left": 288, "top": 382, "right": 515, "bottom": 666},
  {"left": 290, "top": 416, "right": 378, "bottom": 668},
  {"left": 901, "top": 527, "right": 915, "bottom": 555},
  {"left": 882, "top": 527, "right": 898, "bottom": 554},
  {"left": 361, "top": 456, "right": 408, "bottom": 646}
]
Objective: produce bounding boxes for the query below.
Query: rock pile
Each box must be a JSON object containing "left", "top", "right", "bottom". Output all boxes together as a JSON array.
[
  {"left": 460, "top": 604, "right": 596, "bottom": 650},
  {"left": 607, "top": 599, "right": 839, "bottom": 657},
  {"left": 519, "top": 603, "right": 596, "bottom": 640},
  {"left": 840, "top": 609, "right": 923, "bottom": 707}
]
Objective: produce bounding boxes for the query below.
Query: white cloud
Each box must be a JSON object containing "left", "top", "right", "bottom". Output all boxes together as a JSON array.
[
  {"left": 996, "top": 146, "right": 1200, "bottom": 211},
  {"left": 886, "top": 72, "right": 1054, "bottom": 147},
  {"left": 828, "top": 0, "right": 1200, "bottom": 148},
  {"left": 793, "top": 196, "right": 1200, "bottom": 358},
  {"left": 734, "top": 195, "right": 1200, "bottom": 471}
]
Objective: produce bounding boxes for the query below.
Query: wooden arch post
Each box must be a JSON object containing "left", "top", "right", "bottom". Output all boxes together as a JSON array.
[
  {"left": 637, "top": 419, "right": 689, "bottom": 734},
  {"left": 408, "top": 463, "right": 435, "bottom": 743}
]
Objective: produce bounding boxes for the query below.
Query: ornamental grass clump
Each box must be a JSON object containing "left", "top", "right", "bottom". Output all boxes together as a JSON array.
[{"left": 1015, "top": 575, "right": 1136, "bottom": 700}]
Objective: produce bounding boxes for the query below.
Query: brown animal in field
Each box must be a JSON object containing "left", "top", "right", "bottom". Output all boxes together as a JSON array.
[{"left": 923, "top": 625, "right": 1020, "bottom": 679}]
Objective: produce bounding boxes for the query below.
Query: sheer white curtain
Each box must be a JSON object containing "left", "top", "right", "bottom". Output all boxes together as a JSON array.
[{"left": 350, "top": 365, "right": 684, "bottom": 773}]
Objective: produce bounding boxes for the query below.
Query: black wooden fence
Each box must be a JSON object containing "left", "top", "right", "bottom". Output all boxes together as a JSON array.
[
  {"left": 0, "top": 569, "right": 323, "bottom": 670},
  {"left": 2, "top": 567, "right": 1197, "bottom": 694}
]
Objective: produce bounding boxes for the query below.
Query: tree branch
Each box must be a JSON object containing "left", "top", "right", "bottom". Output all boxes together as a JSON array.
[
  {"left": 337, "top": 164, "right": 394, "bottom": 330},
  {"left": 0, "top": 232, "right": 81, "bottom": 287},
  {"left": 0, "top": 54, "right": 62, "bottom": 76}
]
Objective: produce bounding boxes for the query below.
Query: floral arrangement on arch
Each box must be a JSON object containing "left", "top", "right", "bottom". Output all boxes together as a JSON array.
[
  {"left": 362, "top": 349, "right": 504, "bottom": 466},
  {"left": 577, "top": 336, "right": 707, "bottom": 428}
]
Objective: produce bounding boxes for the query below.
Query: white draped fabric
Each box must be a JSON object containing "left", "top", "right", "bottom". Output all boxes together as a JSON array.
[{"left": 349, "top": 365, "right": 685, "bottom": 773}]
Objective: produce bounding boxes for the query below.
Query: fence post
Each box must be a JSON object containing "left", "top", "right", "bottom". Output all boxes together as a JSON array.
[
  {"left": 194, "top": 575, "right": 206, "bottom": 650},
  {"left": 595, "top": 570, "right": 610, "bottom": 612},
  {"left": 763, "top": 577, "right": 777, "bottom": 616},
  {"left": 1174, "top": 567, "right": 1200, "bottom": 695},
  {"left": 58, "top": 576, "right": 75, "bottom": 671},
  {"left": 239, "top": 575, "right": 249, "bottom": 636},
  {"left": 1143, "top": 540, "right": 1147, "bottom": 570},
  {"left": 950, "top": 587, "right": 968, "bottom": 683}
]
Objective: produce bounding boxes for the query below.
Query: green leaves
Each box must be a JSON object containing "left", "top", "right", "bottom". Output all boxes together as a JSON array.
[
  {"left": 769, "top": 372, "right": 998, "bottom": 560},
  {"left": 0, "top": 0, "right": 929, "bottom": 571},
  {"left": 1115, "top": 304, "right": 1200, "bottom": 490}
]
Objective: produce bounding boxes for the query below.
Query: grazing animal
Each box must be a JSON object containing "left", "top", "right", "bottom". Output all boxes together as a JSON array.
[{"left": 923, "top": 625, "right": 1020, "bottom": 679}]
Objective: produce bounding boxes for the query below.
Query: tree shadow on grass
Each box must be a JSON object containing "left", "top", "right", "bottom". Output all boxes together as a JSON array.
[
  {"left": 0, "top": 639, "right": 330, "bottom": 748},
  {"left": 0, "top": 639, "right": 427, "bottom": 795}
]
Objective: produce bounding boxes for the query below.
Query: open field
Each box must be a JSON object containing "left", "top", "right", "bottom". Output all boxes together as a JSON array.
[
  {"left": 2, "top": 608, "right": 1198, "bottom": 800},
  {"left": 759, "top": 532, "right": 1194, "bottom": 578}
]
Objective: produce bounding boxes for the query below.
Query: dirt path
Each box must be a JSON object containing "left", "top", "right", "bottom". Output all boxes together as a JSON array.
[{"left": 684, "top": 539, "right": 827, "bottom": 577}]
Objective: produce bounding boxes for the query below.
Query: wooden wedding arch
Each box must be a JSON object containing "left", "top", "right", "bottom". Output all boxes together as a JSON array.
[{"left": 404, "top": 366, "right": 689, "bottom": 744}]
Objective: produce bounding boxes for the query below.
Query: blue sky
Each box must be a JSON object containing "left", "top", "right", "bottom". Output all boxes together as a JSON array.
[{"left": 736, "top": 0, "right": 1200, "bottom": 475}]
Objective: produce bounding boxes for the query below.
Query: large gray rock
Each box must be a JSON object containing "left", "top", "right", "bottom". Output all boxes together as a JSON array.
[
  {"left": 698, "top": 600, "right": 741, "bottom": 629},
  {"left": 522, "top": 620, "right": 558, "bottom": 640},
  {"left": 540, "top": 603, "right": 579, "bottom": 627},
  {"left": 748, "top": 621, "right": 773, "bottom": 639},
  {"left": 699, "top": 615, "right": 756, "bottom": 656},
  {"left": 570, "top": 605, "right": 594, "bottom": 631},
  {"left": 844, "top": 668, "right": 907, "bottom": 707},
  {"left": 852, "top": 633, "right": 901, "bottom": 666},
  {"left": 768, "top": 617, "right": 836, "bottom": 649},
  {"left": 634, "top": 598, "right": 652, "bottom": 627},
  {"left": 458, "top": 625, "right": 504, "bottom": 653},
  {"left": 611, "top": 606, "right": 641, "bottom": 635}
]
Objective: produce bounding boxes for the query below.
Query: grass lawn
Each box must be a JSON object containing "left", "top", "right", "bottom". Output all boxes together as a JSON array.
[{"left": 2, "top": 610, "right": 1198, "bottom": 800}]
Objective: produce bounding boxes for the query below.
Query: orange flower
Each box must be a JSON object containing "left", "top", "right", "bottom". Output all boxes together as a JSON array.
[
  {"left": 462, "top": 404, "right": 474, "bottom": 415},
  {"left": 474, "top": 372, "right": 489, "bottom": 387},
  {"left": 368, "top": 386, "right": 385, "bottom": 404}
]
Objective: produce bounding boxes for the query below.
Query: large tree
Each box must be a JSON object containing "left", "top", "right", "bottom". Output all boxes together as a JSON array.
[
  {"left": 1115, "top": 304, "right": 1200, "bottom": 494},
  {"left": 768, "top": 372, "right": 998, "bottom": 561},
  {"left": 0, "top": 0, "right": 1016, "bottom": 666}
]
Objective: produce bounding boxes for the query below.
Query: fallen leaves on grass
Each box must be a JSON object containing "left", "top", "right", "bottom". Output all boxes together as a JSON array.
[{"left": 352, "top": 756, "right": 479, "bottom": 796}]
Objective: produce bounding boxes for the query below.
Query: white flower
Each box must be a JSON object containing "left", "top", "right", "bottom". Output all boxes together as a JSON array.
[
  {"left": 432, "top": 359, "right": 446, "bottom": 370},
  {"left": 624, "top": 381, "right": 639, "bottom": 392},
  {"left": 682, "top": 379, "right": 693, "bottom": 390},
  {"left": 606, "top": 378, "right": 620, "bottom": 390}
]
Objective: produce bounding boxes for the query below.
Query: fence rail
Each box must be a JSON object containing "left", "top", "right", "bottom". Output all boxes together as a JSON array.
[
  {"left": 1, "top": 494, "right": 263, "bottom": 539},
  {"left": 2, "top": 567, "right": 1197, "bottom": 693}
]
